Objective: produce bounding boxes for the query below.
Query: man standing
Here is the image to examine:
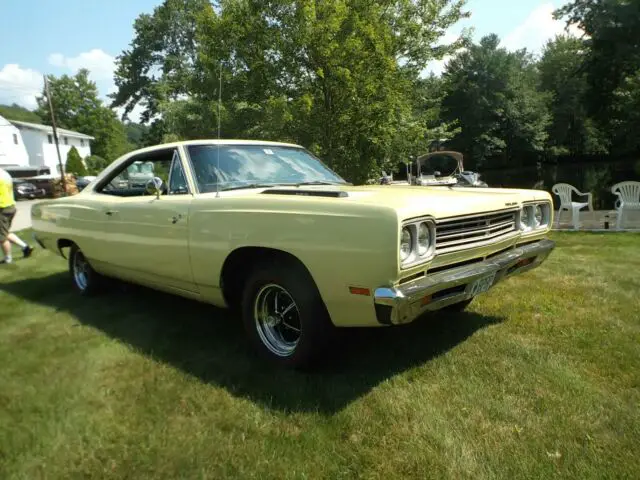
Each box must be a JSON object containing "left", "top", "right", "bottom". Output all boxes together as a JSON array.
[{"left": 0, "top": 167, "right": 33, "bottom": 264}]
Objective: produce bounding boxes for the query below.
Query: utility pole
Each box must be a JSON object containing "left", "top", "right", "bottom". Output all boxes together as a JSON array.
[{"left": 43, "top": 74, "right": 67, "bottom": 195}]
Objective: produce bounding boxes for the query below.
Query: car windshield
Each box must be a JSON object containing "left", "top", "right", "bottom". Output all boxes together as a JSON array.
[{"left": 186, "top": 144, "right": 347, "bottom": 193}]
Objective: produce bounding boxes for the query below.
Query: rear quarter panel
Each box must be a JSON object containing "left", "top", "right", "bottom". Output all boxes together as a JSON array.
[{"left": 31, "top": 194, "right": 111, "bottom": 262}]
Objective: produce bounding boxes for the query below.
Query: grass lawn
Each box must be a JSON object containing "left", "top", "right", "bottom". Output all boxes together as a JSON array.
[{"left": 1, "top": 232, "right": 639, "bottom": 479}]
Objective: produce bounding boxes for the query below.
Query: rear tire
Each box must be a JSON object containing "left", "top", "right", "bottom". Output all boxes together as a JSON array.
[
  {"left": 68, "top": 244, "right": 105, "bottom": 296},
  {"left": 241, "top": 259, "right": 334, "bottom": 370}
]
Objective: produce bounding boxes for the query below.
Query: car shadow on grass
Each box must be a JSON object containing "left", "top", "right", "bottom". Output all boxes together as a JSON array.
[{"left": 1, "top": 272, "right": 504, "bottom": 414}]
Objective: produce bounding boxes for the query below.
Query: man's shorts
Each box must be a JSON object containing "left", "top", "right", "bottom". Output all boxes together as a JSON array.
[{"left": 0, "top": 205, "right": 16, "bottom": 242}]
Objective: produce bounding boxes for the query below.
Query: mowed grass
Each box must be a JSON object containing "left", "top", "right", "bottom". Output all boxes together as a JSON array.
[{"left": 1, "top": 232, "right": 639, "bottom": 479}]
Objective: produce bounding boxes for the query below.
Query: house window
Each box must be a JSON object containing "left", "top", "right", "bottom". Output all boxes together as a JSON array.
[
  {"left": 48, "top": 134, "right": 53, "bottom": 144},
  {"left": 64, "top": 137, "right": 68, "bottom": 145},
  {"left": 13, "top": 133, "right": 18, "bottom": 145},
  {"left": 80, "top": 139, "right": 84, "bottom": 147}
]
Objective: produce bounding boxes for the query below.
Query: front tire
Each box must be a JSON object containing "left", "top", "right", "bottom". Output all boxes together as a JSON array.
[
  {"left": 241, "top": 259, "right": 334, "bottom": 370},
  {"left": 68, "top": 245, "right": 104, "bottom": 296}
]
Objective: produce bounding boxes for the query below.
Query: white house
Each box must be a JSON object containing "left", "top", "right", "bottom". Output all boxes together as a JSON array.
[
  {"left": 10, "top": 120, "right": 94, "bottom": 173},
  {"left": 0, "top": 114, "right": 30, "bottom": 168}
]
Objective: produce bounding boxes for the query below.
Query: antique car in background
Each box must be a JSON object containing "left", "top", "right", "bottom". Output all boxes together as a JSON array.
[
  {"left": 31, "top": 140, "right": 555, "bottom": 369},
  {"left": 380, "top": 150, "right": 488, "bottom": 187},
  {"left": 13, "top": 177, "right": 47, "bottom": 200},
  {"left": 75, "top": 176, "right": 97, "bottom": 191}
]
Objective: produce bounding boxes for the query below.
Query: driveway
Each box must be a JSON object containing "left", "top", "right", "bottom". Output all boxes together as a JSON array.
[{"left": 12, "top": 199, "right": 39, "bottom": 232}]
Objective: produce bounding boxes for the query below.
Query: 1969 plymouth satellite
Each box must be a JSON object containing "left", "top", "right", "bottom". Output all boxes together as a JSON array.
[{"left": 31, "top": 140, "right": 555, "bottom": 368}]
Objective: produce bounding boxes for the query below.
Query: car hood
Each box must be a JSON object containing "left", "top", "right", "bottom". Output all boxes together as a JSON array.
[{"left": 261, "top": 184, "right": 550, "bottom": 220}]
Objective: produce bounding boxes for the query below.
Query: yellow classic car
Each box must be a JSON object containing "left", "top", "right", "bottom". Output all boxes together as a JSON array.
[{"left": 31, "top": 140, "right": 555, "bottom": 368}]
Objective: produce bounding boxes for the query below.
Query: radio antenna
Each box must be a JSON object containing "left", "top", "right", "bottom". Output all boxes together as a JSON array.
[{"left": 215, "top": 61, "right": 222, "bottom": 198}]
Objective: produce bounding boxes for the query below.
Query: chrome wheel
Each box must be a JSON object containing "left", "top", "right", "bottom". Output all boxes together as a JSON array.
[
  {"left": 253, "top": 284, "right": 301, "bottom": 357},
  {"left": 73, "top": 250, "right": 89, "bottom": 291}
]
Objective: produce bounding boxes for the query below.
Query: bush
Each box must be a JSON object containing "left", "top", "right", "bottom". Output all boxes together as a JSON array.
[
  {"left": 65, "top": 147, "right": 87, "bottom": 176},
  {"left": 84, "top": 155, "right": 110, "bottom": 175}
]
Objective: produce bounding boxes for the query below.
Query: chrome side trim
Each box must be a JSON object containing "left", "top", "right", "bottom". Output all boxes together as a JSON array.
[{"left": 374, "top": 239, "right": 555, "bottom": 325}]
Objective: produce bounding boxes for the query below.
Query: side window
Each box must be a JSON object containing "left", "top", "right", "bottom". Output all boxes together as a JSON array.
[
  {"left": 97, "top": 149, "right": 176, "bottom": 197},
  {"left": 168, "top": 151, "right": 189, "bottom": 195}
]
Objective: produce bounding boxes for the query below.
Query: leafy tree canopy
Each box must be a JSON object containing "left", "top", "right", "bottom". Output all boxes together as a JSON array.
[
  {"left": 555, "top": 0, "right": 640, "bottom": 116},
  {"left": 84, "top": 155, "right": 111, "bottom": 176},
  {"left": 112, "top": 0, "right": 470, "bottom": 183},
  {"left": 0, "top": 103, "right": 42, "bottom": 123},
  {"left": 441, "top": 34, "right": 550, "bottom": 168},
  {"left": 36, "top": 70, "right": 132, "bottom": 161},
  {"left": 539, "top": 35, "right": 607, "bottom": 156}
]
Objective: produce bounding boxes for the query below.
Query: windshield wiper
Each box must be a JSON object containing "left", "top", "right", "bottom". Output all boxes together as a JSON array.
[
  {"left": 293, "top": 180, "right": 350, "bottom": 186},
  {"left": 220, "top": 180, "right": 349, "bottom": 191},
  {"left": 220, "top": 183, "right": 275, "bottom": 191}
]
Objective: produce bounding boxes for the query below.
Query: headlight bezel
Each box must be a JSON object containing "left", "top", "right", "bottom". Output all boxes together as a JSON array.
[
  {"left": 399, "top": 216, "right": 436, "bottom": 269},
  {"left": 520, "top": 201, "right": 551, "bottom": 232}
]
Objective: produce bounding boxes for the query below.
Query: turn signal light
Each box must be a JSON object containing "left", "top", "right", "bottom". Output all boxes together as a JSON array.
[{"left": 349, "top": 286, "right": 371, "bottom": 296}]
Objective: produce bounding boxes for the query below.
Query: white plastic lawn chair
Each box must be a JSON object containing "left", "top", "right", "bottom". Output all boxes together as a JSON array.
[
  {"left": 551, "top": 183, "right": 595, "bottom": 230},
  {"left": 611, "top": 181, "right": 640, "bottom": 229}
]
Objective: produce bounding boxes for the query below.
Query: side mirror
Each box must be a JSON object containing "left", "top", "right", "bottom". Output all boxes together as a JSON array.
[
  {"left": 145, "top": 176, "right": 164, "bottom": 199},
  {"left": 433, "top": 170, "right": 441, "bottom": 177}
]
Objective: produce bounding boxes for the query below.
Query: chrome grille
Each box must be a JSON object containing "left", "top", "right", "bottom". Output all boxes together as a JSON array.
[{"left": 435, "top": 209, "right": 518, "bottom": 253}]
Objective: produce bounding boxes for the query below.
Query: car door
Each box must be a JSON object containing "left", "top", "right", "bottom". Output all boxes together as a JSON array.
[{"left": 98, "top": 148, "right": 198, "bottom": 294}]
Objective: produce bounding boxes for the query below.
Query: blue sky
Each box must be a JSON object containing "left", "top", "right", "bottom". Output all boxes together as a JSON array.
[{"left": 0, "top": 0, "right": 577, "bottom": 120}]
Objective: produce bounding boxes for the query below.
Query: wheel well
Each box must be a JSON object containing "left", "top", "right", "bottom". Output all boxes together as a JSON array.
[
  {"left": 220, "top": 247, "right": 316, "bottom": 309},
  {"left": 57, "top": 239, "right": 75, "bottom": 259}
]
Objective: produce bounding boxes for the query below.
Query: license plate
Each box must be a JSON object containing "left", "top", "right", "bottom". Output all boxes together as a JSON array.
[{"left": 469, "top": 272, "right": 496, "bottom": 296}]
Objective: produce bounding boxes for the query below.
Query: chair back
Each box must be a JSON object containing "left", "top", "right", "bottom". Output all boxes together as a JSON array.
[
  {"left": 611, "top": 181, "right": 640, "bottom": 206},
  {"left": 551, "top": 183, "right": 576, "bottom": 207}
]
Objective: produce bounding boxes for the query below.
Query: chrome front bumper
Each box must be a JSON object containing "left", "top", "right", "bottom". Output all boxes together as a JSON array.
[{"left": 374, "top": 239, "right": 556, "bottom": 325}]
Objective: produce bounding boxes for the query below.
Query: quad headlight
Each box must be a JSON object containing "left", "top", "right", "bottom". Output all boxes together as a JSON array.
[
  {"left": 399, "top": 218, "right": 436, "bottom": 268},
  {"left": 417, "top": 222, "right": 430, "bottom": 255},
  {"left": 520, "top": 202, "right": 551, "bottom": 231},
  {"left": 400, "top": 227, "right": 412, "bottom": 262}
]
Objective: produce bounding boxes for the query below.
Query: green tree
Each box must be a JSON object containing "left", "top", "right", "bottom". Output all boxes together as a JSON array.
[
  {"left": 197, "top": 0, "right": 470, "bottom": 182},
  {"left": 539, "top": 35, "right": 607, "bottom": 157},
  {"left": 0, "top": 103, "right": 42, "bottom": 123},
  {"left": 112, "top": 0, "right": 470, "bottom": 183},
  {"left": 555, "top": 0, "right": 640, "bottom": 118},
  {"left": 65, "top": 147, "right": 87, "bottom": 176},
  {"left": 124, "top": 122, "right": 150, "bottom": 148},
  {"left": 441, "top": 34, "right": 550, "bottom": 168},
  {"left": 36, "top": 70, "right": 132, "bottom": 161},
  {"left": 610, "top": 69, "right": 640, "bottom": 154},
  {"left": 110, "top": 0, "right": 210, "bottom": 123},
  {"left": 84, "top": 155, "right": 111, "bottom": 175}
]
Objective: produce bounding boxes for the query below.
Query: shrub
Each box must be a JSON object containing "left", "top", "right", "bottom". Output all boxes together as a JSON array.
[
  {"left": 65, "top": 147, "right": 87, "bottom": 176},
  {"left": 84, "top": 155, "right": 110, "bottom": 175}
]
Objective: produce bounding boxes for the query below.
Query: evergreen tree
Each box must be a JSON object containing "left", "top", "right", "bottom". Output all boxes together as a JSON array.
[{"left": 65, "top": 147, "right": 87, "bottom": 176}]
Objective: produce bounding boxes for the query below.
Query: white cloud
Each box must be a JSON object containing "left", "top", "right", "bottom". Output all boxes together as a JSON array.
[
  {"left": 48, "top": 48, "right": 116, "bottom": 83},
  {"left": 47, "top": 49, "right": 117, "bottom": 108},
  {"left": 501, "top": 2, "right": 583, "bottom": 53},
  {"left": 0, "top": 64, "right": 43, "bottom": 109}
]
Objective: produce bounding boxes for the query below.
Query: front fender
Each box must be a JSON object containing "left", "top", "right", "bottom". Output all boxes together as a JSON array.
[{"left": 188, "top": 196, "right": 400, "bottom": 326}]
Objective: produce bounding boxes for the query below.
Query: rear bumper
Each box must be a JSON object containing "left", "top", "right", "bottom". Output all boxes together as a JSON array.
[{"left": 373, "top": 239, "right": 555, "bottom": 325}]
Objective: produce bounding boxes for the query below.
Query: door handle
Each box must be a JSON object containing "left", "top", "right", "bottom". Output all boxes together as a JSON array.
[
  {"left": 105, "top": 210, "right": 118, "bottom": 216},
  {"left": 171, "top": 214, "right": 183, "bottom": 224}
]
